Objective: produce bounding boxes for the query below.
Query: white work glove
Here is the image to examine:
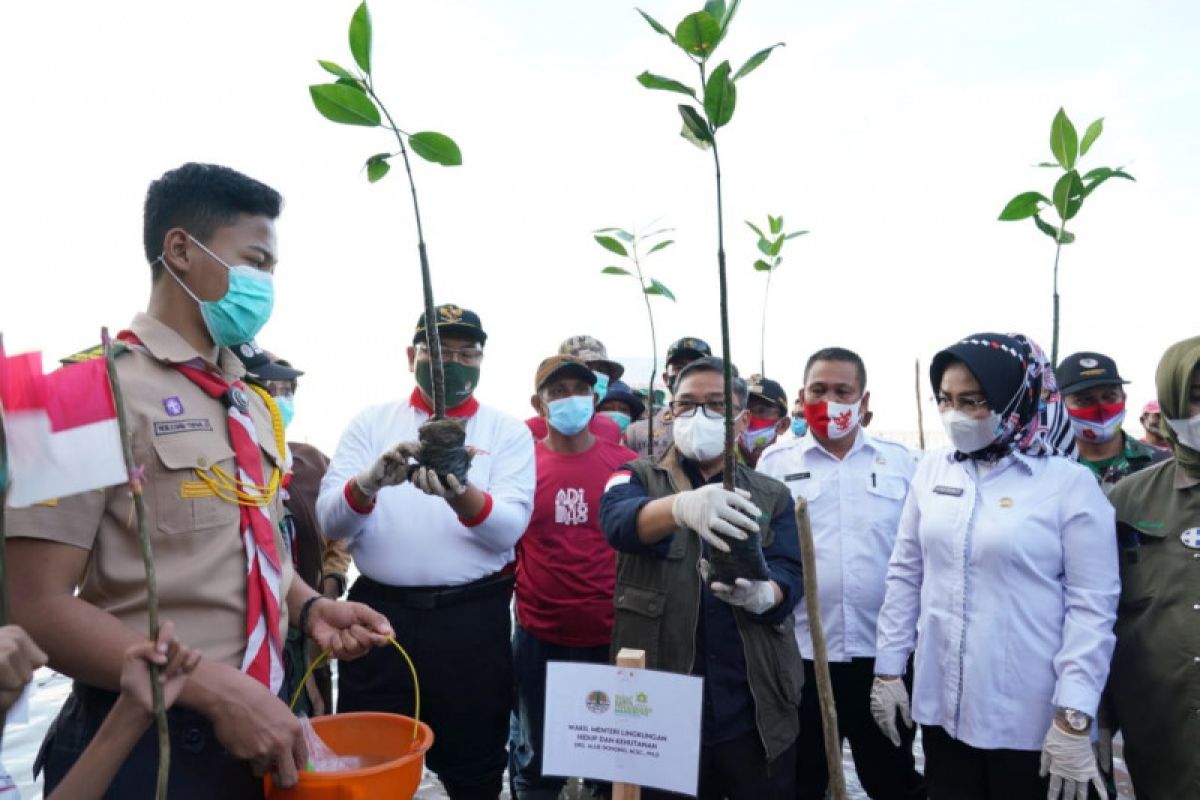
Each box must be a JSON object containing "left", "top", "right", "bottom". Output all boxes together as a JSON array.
[
  {"left": 354, "top": 442, "right": 420, "bottom": 496},
  {"left": 411, "top": 466, "right": 467, "bottom": 498},
  {"left": 671, "top": 484, "right": 762, "bottom": 553},
  {"left": 1040, "top": 723, "right": 1108, "bottom": 800},
  {"left": 698, "top": 559, "right": 776, "bottom": 614},
  {"left": 869, "top": 677, "right": 913, "bottom": 747}
]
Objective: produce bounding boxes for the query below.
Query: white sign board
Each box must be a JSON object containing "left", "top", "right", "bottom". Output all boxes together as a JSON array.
[{"left": 542, "top": 661, "right": 704, "bottom": 796}]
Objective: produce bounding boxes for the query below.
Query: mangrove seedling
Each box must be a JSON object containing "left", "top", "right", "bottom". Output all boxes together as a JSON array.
[
  {"left": 595, "top": 224, "right": 677, "bottom": 457},
  {"left": 746, "top": 214, "right": 807, "bottom": 376},
  {"left": 998, "top": 108, "right": 1134, "bottom": 365}
]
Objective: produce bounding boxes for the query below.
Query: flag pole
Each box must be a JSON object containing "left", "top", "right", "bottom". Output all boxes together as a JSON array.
[
  {"left": 102, "top": 328, "right": 170, "bottom": 799},
  {"left": 914, "top": 358, "right": 926, "bottom": 451}
]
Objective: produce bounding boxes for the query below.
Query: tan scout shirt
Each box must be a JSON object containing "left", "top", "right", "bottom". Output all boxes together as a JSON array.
[
  {"left": 1106, "top": 459, "right": 1200, "bottom": 799},
  {"left": 5, "top": 313, "right": 293, "bottom": 669}
]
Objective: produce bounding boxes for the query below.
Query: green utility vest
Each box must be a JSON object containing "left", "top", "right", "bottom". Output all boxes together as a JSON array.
[{"left": 611, "top": 448, "right": 804, "bottom": 762}]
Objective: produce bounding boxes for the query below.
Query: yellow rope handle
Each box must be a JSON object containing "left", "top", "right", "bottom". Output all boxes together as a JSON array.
[{"left": 289, "top": 636, "right": 422, "bottom": 742}]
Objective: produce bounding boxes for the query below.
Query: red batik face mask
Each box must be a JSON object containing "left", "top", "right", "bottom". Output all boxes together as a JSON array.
[
  {"left": 803, "top": 399, "right": 861, "bottom": 441},
  {"left": 1067, "top": 401, "right": 1126, "bottom": 443}
]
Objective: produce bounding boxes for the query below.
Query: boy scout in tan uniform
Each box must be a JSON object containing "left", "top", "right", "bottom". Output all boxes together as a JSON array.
[
  {"left": 4, "top": 163, "right": 391, "bottom": 799},
  {"left": 1105, "top": 335, "right": 1200, "bottom": 800}
]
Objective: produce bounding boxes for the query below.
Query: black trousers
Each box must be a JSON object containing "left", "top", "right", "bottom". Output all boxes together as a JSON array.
[
  {"left": 338, "top": 574, "right": 514, "bottom": 800},
  {"left": 797, "top": 657, "right": 925, "bottom": 800},
  {"left": 642, "top": 728, "right": 796, "bottom": 800},
  {"left": 36, "top": 683, "right": 262, "bottom": 799}
]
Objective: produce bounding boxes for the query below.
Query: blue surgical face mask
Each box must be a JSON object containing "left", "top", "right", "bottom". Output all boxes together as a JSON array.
[
  {"left": 592, "top": 371, "right": 610, "bottom": 403},
  {"left": 602, "top": 410, "right": 632, "bottom": 434},
  {"left": 548, "top": 395, "right": 594, "bottom": 436},
  {"left": 791, "top": 417, "right": 808, "bottom": 437},
  {"left": 275, "top": 396, "right": 295, "bottom": 429},
  {"left": 159, "top": 234, "right": 275, "bottom": 347}
]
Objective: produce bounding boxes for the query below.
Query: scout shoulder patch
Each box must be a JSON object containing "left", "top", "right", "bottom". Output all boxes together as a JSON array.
[{"left": 59, "top": 341, "right": 127, "bottom": 365}]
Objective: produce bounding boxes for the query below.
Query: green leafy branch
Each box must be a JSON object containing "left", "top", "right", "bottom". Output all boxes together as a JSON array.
[
  {"left": 309, "top": 2, "right": 461, "bottom": 416},
  {"left": 595, "top": 226, "right": 677, "bottom": 457},
  {"left": 636, "top": 0, "right": 783, "bottom": 487},
  {"left": 746, "top": 214, "right": 807, "bottom": 376},
  {"left": 998, "top": 107, "right": 1134, "bottom": 364}
]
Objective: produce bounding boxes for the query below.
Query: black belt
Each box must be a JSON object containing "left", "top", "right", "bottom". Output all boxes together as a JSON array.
[{"left": 354, "top": 571, "right": 514, "bottom": 610}]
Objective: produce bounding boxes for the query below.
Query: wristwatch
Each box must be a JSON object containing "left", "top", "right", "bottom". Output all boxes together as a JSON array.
[{"left": 1057, "top": 707, "right": 1092, "bottom": 733}]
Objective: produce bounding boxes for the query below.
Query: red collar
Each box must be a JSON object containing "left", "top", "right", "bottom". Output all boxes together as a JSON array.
[{"left": 408, "top": 387, "right": 479, "bottom": 418}]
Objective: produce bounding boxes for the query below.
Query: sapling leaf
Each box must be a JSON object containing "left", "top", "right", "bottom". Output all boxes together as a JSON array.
[
  {"left": 768, "top": 215, "right": 782, "bottom": 234},
  {"left": 716, "top": 0, "right": 742, "bottom": 45},
  {"left": 602, "top": 266, "right": 632, "bottom": 275},
  {"left": 1080, "top": 118, "right": 1104, "bottom": 156},
  {"left": 645, "top": 278, "right": 677, "bottom": 301},
  {"left": 1052, "top": 170, "right": 1083, "bottom": 221},
  {"left": 595, "top": 227, "right": 636, "bottom": 242},
  {"left": 1036, "top": 162, "right": 1060, "bottom": 168},
  {"left": 678, "top": 104, "right": 714, "bottom": 149},
  {"left": 637, "top": 71, "right": 697, "bottom": 98},
  {"left": 408, "top": 132, "right": 463, "bottom": 166},
  {"left": 1082, "top": 166, "right": 1135, "bottom": 198},
  {"left": 998, "top": 190, "right": 1049, "bottom": 221},
  {"left": 703, "top": 0, "right": 726, "bottom": 23},
  {"left": 647, "top": 239, "right": 675, "bottom": 254},
  {"left": 349, "top": 2, "right": 372, "bottom": 75},
  {"left": 594, "top": 235, "right": 629, "bottom": 257},
  {"left": 309, "top": 83, "right": 381, "bottom": 126},
  {"left": 753, "top": 259, "right": 772, "bottom": 272},
  {"left": 703, "top": 60, "right": 737, "bottom": 129},
  {"left": 745, "top": 221, "right": 766, "bottom": 239},
  {"left": 319, "top": 60, "right": 356, "bottom": 80},
  {"left": 335, "top": 76, "right": 367, "bottom": 91},
  {"left": 756, "top": 238, "right": 774, "bottom": 257},
  {"left": 636, "top": 8, "right": 675, "bottom": 41},
  {"left": 733, "top": 43, "right": 784, "bottom": 80},
  {"left": 1033, "top": 214, "right": 1075, "bottom": 244},
  {"left": 785, "top": 230, "right": 809, "bottom": 239},
  {"left": 1049, "top": 108, "right": 1078, "bottom": 170},
  {"left": 768, "top": 236, "right": 784, "bottom": 256},
  {"left": 365, "top": 153, "right": 391, "bottom": 182},
  {"left": 674, "top": 11, "right": 721, "bottom": 59}
]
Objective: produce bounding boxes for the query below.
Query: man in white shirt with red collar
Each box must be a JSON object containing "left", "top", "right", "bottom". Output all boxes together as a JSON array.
[
  {"left": 317, "top": 304, "right": 535, "bottom": 800},
  {"left": 757, "top": 347, "right": 925, "bottom": 800}
]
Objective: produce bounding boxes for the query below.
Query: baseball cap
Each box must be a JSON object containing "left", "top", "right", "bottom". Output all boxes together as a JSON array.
[
  {"left": 666, "top": 336, "right": 712, "bottom": 364},
  {"left": 234, "top": 340, "right": 304, "bottom": 381},
  {"left": 413, "top": 304, "right": 487, "bottom": 346},
  {"left": 601, "top": 379, "right": 645, "bottom": 420},
  {"left": 558, "top": 335, "right": 625, "bottom": 381},
  {"left": 535, "top": 354, "right": 597, "bottom": 392},
  {"left": 748, "top": 377, "right": 788, "bottom": 415},
  {"left": 1056, "top": 351, "right": 1129, "bottom": 396},
  {"left": 1142, "top": 400, "right": 1161, "bottom": 415}
]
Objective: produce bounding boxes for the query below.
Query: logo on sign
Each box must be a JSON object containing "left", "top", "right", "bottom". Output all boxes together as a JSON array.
[
  {"left": 615, "top": 692, "right": 653, "bottom": 718},
  {"left": 585, "top": 691, "right": 610, "bottom": 714}
]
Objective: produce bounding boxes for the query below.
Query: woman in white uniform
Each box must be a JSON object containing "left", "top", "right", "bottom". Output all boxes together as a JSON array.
[{"left": 869, "top": 332, "right": 1118, "bottom": 800}]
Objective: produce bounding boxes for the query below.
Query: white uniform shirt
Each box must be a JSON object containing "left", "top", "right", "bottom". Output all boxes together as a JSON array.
[
  {"left": 758, "top": 430, "right": 916, "bottom": 661},
  {"left": 874, "top": 448, "right": 1119, "bottom": 750},
  {"left": 317, "top": 396, "right": 535, "bottom": 587}
]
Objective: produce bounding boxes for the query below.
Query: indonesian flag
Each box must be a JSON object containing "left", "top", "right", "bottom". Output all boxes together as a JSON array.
[{"left": 0, "top": 348, "right": 127, "bottom": 507}]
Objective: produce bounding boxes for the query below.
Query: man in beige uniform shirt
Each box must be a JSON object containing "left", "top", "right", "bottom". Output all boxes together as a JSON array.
[{"left": 4, "top": 163, "right": 391, "bottom": 799}]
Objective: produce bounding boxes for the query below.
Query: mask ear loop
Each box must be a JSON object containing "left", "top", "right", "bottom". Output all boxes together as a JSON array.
[{"left": 156, "top": 253, "right": 206, "bottom": 306}]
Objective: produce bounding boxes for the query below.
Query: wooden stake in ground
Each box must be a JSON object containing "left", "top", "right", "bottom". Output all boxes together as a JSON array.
[
  {"left": 796, "top": 497, "right": 846, "bottom": 800},
  {"left": 103, "top": 328, "right": 170, "bottom": 800},
  {"left": 612, "top": 647, "right": 647, "bottom": 800},
  {"left": 914, "top": 358, "right": 926, "bottom": 451}
]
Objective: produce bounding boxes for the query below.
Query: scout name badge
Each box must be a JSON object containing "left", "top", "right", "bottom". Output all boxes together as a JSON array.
[{"left": 1181, "top": 527, "right": 1200, "bottom": 549}]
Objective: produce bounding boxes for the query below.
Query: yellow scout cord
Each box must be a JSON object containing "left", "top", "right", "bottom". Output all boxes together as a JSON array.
[{"left": 190, "top": 384, "right": 286, "bottom": 508}]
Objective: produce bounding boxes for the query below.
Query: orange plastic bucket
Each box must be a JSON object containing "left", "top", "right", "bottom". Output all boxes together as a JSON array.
[{"left": 264, "top": 712, "right": 434, "bottom": 800}]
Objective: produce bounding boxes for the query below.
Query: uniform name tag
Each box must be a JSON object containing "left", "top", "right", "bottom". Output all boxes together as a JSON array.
[
  {"left": 154, "top": 419, "right": 214, "bottom": 436},
  {"left": 784, "top": 472, "right": 811, "bottom": 482},
  {"left": 933, "top": 485, "right": 964, "bottom": 497}
]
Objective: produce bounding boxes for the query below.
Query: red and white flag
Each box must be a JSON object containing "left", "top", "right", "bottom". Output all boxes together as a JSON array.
[{"left": 0, "top": 348, "right": 127, "bottom": 507}]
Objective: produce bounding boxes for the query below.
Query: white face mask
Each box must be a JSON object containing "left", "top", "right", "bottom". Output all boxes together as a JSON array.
[
  {"left": 941, "top": 409, "right": 1003, "bottom": 454},
  {"left": 1166, "top": 415, "right": 1200, "bottom": 451},
  {"left": 674, "top": 411, "right": 727, "bottom": 462}
]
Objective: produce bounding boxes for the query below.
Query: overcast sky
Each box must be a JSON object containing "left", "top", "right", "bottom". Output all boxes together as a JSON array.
[{"left": 2, "top": 0, "right": 1196, "bottom": 451}]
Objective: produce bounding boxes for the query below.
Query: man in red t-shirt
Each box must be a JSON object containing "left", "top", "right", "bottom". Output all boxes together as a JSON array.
[{"left": 510, "top": 355, "right": 638, "bottom": 800}]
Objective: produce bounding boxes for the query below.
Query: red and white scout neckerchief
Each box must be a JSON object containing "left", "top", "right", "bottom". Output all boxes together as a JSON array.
[{"left": 118, "top": 332, "right": 284, "bottom": 692}]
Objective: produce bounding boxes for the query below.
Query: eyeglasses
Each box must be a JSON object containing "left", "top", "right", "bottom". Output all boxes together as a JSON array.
[
  {"left": 935, "top": 395, "right": 990, "bottom": 413},
  {"left": 414, "top": 343, "right": 484, "bottom": 366},
  {"left": 670, "top": 400, "right": 736, "bottom": 419}
]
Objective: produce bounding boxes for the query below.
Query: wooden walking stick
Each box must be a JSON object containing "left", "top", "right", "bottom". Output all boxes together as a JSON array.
[
  {"left": 102, "top": 328, "right": 170, "bottom": 800},
  {"left": 795, "top": 497, "right": 846, "bottom": 800},
  {"left": 914, "top": 358, "right": 926, "bottom": 451}
]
